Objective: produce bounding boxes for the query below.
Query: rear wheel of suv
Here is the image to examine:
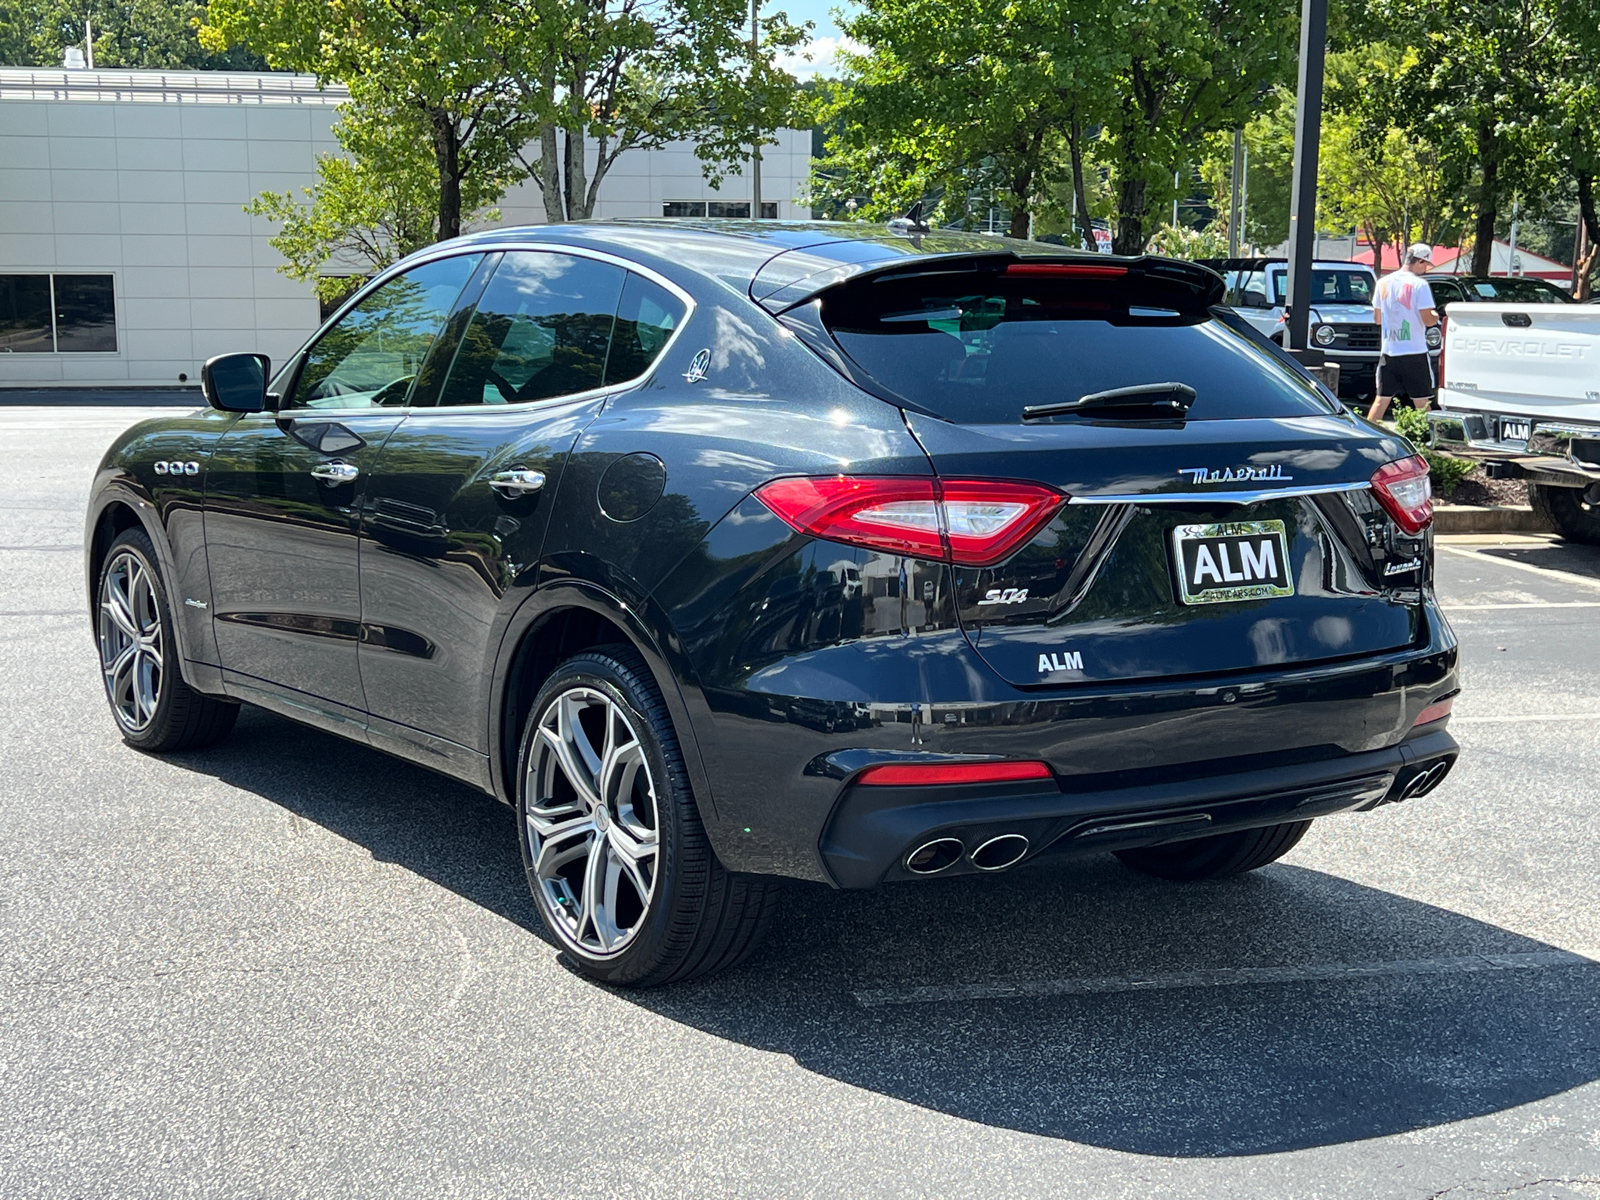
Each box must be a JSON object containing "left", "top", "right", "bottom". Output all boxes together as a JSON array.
[
  {"left": 1114, "top": 820, "right": 1312, "bottom": 881},
  {"left": 515, "top": 645, "right": 777, "bottom": 986},
  {"left": 1529, "top": 483, "right": 1600, "bottom": 545},
  {"left": 95, "top": 528, "right": 239, "bottom": 752}
]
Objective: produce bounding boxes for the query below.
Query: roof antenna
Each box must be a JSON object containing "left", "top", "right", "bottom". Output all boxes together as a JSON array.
[{"left": 887, "top": 201, "right": 931, "bottom": 236}]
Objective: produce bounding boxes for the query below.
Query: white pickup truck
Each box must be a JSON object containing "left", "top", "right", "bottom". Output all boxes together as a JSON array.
[{"left": 1429, "top": 302, "right": 1600, "bottom": 543}]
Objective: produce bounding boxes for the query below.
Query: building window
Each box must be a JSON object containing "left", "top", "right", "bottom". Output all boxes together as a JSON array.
[
  {"left": 663, "top": 201, "right": 778, "bottom": 219},
  {"left": 0, "top": 274, "right": 117, "bottom": 353}
]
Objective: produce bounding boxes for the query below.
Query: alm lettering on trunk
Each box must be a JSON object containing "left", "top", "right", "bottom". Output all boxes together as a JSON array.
[{"left": 1038, "top": 651, "right": 1083, "bottom": 673}]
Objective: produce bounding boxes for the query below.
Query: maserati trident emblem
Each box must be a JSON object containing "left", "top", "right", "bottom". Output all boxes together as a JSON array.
[
  {"left": 683, "top": 348, "right": 711, "bottom": 383},
  {"left": 1179, "top": 463, "right": 1294, "bottom": 485}
]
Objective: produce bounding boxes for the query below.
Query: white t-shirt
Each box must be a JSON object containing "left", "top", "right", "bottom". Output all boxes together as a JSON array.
[{"left": 1374, "top": 270, "right": 1436, "bottom": 356}]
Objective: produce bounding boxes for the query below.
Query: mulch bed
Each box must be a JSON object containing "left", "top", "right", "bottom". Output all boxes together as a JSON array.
[{"left": 1436, "top": 468, "right": 1528, "bottom": 508}]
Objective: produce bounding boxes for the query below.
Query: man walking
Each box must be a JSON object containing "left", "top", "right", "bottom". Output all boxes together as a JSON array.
[{"left": 1368, "top": 243, "right": 1441, "bottom": 423}]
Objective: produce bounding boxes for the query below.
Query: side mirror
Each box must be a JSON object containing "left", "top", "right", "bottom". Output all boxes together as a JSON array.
[{"left": 201, "top": 352, "right": 271, "bottom": 413}]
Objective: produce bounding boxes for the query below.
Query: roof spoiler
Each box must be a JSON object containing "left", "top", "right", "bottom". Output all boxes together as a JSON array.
[{"left": 752, "top": 250, "right": 1225, "bottom": 316}]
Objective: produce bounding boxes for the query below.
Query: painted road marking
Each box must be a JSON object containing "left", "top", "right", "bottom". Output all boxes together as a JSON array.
[
  {"left": 853, "top": 950, "right": 1596, "bottom": 1008},
  {"left": 1438, "top": 545, "right": 1600, "bottom": 594}
]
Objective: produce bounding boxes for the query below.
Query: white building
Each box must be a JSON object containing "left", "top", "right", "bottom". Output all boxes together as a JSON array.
[{"left": 0, "top": 68, "right": 813, "bottom": 390}]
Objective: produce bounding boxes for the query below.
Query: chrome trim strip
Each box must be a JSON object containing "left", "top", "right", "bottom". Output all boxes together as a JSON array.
[{"left": 1068, "top": 481, "right": 1371, "bottom": 506}]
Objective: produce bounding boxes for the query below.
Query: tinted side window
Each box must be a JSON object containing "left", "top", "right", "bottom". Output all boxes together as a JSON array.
[
  {"left": 437, "top": 252, "right": 625, "bottom": 407},
  {"left": 53, "top": 275, "right": 118, "bottom": 351},
  {"left": 0, "top": 276, "right": 53, "bottom": 352},
  {"left": 604, "top": 273, "right": 686, "bottom": 384},
  {"left": 290, "top": 255, "right": 481, "bottom": 409}
]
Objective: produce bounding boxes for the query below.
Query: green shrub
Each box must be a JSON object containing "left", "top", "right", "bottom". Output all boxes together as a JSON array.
[
  {"left": 1393, "top": 406, "right": 1429, "bottom": 444},
  {"left": 1422, "top": 450, "right": 1474, "bottom": 498}
]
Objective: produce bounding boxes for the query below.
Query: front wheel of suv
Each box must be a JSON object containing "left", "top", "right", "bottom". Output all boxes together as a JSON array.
[
  {"left": 1529, "top": 483, "right": 1600, "bottom": 545},
  {"left": 96, "top": 528, "right": 240, "bottom": 752},
  {"left": 515, "top": 645, "right": 777, "bottom": 986},
  {"left": 1114, "top": 820, "right": 1312, "bottom": 881}
]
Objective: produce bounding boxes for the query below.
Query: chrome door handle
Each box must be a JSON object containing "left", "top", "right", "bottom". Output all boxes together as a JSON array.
[
  {"left": 489, "top": 469, "right": 546, "bottom": 497},
  {"left": 310, "top": 461, "right": 360, "bottom": 485}
]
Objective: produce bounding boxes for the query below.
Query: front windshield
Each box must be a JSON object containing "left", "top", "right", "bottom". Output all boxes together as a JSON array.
[{"left": 1272, "top": 268, "right": 1375, "bottom": 306}]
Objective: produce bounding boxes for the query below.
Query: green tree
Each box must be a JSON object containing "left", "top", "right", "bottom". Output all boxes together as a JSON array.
[
  {"left": 1100, "top": 0, "right": 1295, "bottom": 254},
  {"left": 246, "top": 111, "right": 456, "bottom": 306},
  {"left": 203, "top": 0, "right": 537, "bottom": 241},
  {"left": 811, "top": 0, "right": 1123, "bottom": 240},
  {"left": 5, "top": 0, "right": 265, "bottom": 69},
  {"left": 1368, "top": 0, "right": 1566, "bottom": 275},
  {"left": 486, "top": 0, "right": 808, "bottom": 223}
]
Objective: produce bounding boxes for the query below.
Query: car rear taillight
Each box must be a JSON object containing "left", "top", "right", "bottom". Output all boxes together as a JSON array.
[
  {"left": 754, "top": 476, "right": 1064, "bottom": 567},
  {"left": 1370, "top": 455, "right": 1433, "bottom": 533},
  {"left": 856, "top": 760, "right": 1054, "bottom": 786},
  {"left": 1413, "top": 697, "right": 1453, "bottom": 726}
]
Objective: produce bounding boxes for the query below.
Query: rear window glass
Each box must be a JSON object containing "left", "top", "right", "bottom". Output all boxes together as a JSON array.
[{"left": 820, "top": 273, "right": 1338, "bottom": 424}]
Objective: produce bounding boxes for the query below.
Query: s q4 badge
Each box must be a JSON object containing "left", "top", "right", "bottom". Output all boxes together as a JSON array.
[{"left": 683, "top": 348, "right": 711, "bottom": 383}]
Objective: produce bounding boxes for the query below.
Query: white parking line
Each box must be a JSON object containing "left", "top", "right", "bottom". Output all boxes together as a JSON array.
[
  {"left": 853, "top": 950, "right": 1596, "bottom": 1008},
  {"left": 1444, "top": 602, "right": 1600, "bottom": 610},
  {"left": 1452, "top": 714, "right": 1600, "bottom": 723},
  {"left": 1438, "top": 545, "right": 1600, "bottom": 594}
]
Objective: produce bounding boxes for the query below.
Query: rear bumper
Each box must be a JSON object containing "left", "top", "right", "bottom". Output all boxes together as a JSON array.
[
  {"left": 1427, "top": 408, "right": 1600, "bottom": 488},
  {"left": 817, "top": 727, "right": 1458, "bottom": 888}
]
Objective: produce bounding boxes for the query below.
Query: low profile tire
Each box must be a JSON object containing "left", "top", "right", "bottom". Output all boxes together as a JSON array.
[
  {"left": 1529, "top": 483, "right": 1600, "bottom": 545},
  {"left": 1114, "top": 820, "right": 1312, "bottom": 882},
  {"left": 95, "top": 528, "right": 239, "bottom": 752},
  {"left": 516, "top": 644, "right": 777, "bottom": 987}
]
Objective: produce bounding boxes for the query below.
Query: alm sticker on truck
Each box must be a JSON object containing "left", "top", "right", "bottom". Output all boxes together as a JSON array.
[{"left": 1170, "top": 520, "right": 1294, "bottom": 605}]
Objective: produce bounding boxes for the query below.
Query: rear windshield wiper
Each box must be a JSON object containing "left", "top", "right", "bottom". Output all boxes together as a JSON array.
[{"left": 1022, "top": 382, "right": 1197, "bottom": 420}]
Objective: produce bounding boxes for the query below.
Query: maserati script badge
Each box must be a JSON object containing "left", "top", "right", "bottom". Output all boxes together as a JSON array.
[
  {"left": 683, "top": 348, "right": 711, "bottom": 383},
  {"left": 1178, "top": 463, "right": 1294, "bottom": 485}
]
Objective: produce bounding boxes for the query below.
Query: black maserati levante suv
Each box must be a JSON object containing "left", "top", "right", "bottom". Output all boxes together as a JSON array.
[{"left": 85, "top": 222, "right": 1459, "bottom": 985}]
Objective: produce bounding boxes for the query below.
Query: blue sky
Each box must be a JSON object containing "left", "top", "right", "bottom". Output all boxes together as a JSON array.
[{"left": 769, "top": 0, "right": 857, "bottom": 76}]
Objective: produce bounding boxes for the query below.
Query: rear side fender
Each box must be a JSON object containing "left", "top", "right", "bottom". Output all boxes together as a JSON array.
[{"left": 486, "top": 579, "right": 728, "bottom": 850}]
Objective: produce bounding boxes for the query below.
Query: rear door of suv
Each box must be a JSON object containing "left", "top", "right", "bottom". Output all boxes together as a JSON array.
[{"left": 806, "top": 256, "right": 1431, "bottom": 689}]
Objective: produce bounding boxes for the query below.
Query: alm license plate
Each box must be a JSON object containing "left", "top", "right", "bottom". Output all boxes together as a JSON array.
[
  {"left": 1499, "top": 417, "right": 1531, "bottom": 443},
  {"left": 1172, "top": 520, "right": 1294, "bottom": 605}
]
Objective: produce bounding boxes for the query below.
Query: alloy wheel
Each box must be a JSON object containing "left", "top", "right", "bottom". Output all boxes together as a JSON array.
[
  {"left": 526, "top": 687, "right": 660, "bottom": 958},
  {"left": 98, "top": 550, "right": 164, "bottom": 733}
]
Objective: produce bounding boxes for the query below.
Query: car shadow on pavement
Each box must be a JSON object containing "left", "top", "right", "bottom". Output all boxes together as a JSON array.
[{"left": 174, "top": 705, "right": 1600, "bottom": 1159}]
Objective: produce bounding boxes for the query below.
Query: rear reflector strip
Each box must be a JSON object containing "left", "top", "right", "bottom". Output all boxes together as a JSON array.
[
  {"left": 1413, "top": 697, "right": 1454, "bottom": 726},
  {"left": 856, "top": 760, "right": 1054, "bottom": 786}
]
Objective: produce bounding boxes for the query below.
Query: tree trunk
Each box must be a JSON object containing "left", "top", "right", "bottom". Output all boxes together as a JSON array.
[
  {"left": 1470, "top": 130, "right": 1499, "bottom": 276},
  {"left": 1113, "top": 172, "right": 1147, "bottom": 256},
  {"left": 431, "top": 112, "right": 462, "bottom": 242},
  {"left": 1578, "top": 173, "right": 1600, "bottom": 301},
  {"left": 564, "top": 126, "right": 590, "bottom": 220},
  {"left": 539, "top": 123, "right": 565, "bottom": 224},
  {"left": 1068, "top": 114, "right": 1094, "bottom": 251},
  {"left": 1008, "top": 144, "right": 1037, "bottom": 240}
]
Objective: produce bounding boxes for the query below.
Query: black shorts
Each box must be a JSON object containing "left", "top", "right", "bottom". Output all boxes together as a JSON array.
[{"left": 1376, "top": 353, "right": 1435, "bottom": 400}]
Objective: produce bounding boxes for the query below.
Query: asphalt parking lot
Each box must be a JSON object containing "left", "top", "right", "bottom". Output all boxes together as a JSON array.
[{"left": 3, "top": 406, "right": 1598, "bottom": 1199}]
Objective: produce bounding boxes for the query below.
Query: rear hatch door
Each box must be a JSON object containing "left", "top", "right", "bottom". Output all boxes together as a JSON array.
[{"left": 811, "top": 256, "right": 1430, "bottom": 688}]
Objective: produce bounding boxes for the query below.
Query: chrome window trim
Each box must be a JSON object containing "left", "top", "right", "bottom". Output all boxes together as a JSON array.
[
  {"left": 1069, "top": 481, "right": 1372, "bottom": 506},
  {"left": 274, "top": 240, "right": 698, "bottom": 418}
]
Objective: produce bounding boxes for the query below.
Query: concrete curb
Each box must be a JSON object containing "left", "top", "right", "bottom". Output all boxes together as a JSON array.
[{"left": 1434, "top": 505, "right": 1546, "bottom": 534}]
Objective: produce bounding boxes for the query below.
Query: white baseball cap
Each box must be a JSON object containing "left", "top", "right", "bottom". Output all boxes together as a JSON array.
[{"left": 1404, "top": 243, "right": 1434, "bottom": 266}]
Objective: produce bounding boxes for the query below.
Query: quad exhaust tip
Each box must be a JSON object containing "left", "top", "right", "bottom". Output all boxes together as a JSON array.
[
  {"left": 905, "top": 837, "right": 965, "bottom": 875},
  {"left": 970, "top": 833, "right": 1030, "bottom": 872}
]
